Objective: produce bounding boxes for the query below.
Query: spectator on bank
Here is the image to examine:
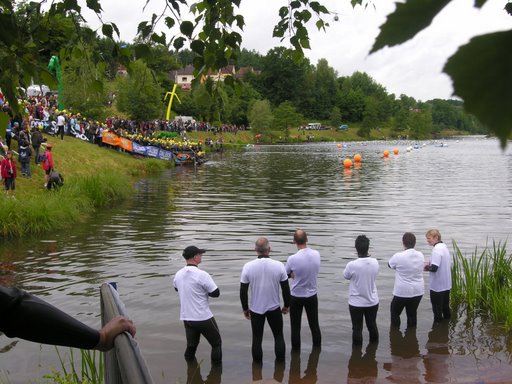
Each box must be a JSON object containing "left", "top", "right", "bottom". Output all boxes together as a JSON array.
[
  {"left": 5, "top": 120, "right": 13, "bottom": 149},
  {"left": 41, "top": 143, "right": 54, "bottom": 188},
  {"left": 18, "top": 140, "right": 32, "bottom": 178},
  {"left": 1, "top": 150, "right": 17, "bottom": 198},
  {"left": 57, "top": 112, "right": 65, "bottom": 140},
  {"left": 31, "top": 127, "right": 44, "bottom": 164}
]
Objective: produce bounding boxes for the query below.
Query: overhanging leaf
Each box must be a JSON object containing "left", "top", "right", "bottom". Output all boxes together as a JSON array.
[
  {"left": 371, "top": 0, "right": 450, "bottom": 53},
  {"left": 180, "top": 21, "right": 194, "bottom": 37},
  {"left": 85, "top": 0, "right": 102, "bottom": 13},
  {"left": 444, "top": 30, "right": 512, "bottom": 148}
]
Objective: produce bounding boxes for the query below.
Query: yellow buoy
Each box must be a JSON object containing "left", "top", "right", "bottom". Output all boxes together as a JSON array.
[
  {"left": 343, "top": 158, "right": 353, "bottom": 168},
  {"left": 337, "top": 143, "right": 342, "bottom": 149},
  {"left": 354, "top": 153, "right": 362, "bottom": 163}
]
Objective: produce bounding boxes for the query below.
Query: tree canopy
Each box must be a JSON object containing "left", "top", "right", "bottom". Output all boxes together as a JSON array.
[{"left": 1, "top": 0, "right": 510, "bottom": 144}]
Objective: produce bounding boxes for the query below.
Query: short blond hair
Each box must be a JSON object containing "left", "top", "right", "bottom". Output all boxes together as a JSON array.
[{"left": 426, "top": 229, "right": 441, "bottom": 241}]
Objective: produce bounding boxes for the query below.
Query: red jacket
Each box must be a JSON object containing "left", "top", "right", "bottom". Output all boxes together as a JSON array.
[
  {"left": 1, "top": 158, "right": 17, "bottom": 179},
  {"left": 42, "top": 150, "right": 53, "bottom": 171}
]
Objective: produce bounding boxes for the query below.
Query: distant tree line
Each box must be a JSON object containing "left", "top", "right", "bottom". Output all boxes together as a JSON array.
[{"left": 6, "top": 4, "right": 485, "bottom": 140}]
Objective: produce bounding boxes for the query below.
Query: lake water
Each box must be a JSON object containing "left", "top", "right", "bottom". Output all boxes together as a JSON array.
[{"left": 1, "top": 137, "right": 512, "bottom": 383}]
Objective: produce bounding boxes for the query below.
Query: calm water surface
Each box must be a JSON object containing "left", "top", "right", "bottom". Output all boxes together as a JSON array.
[{"left": 1, "top": 138, "right": 512, "bottom": 383}]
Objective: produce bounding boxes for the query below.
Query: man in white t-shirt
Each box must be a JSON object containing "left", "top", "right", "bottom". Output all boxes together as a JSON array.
[
  {"left": 56, "top": 112, "right": 65, "bottom": 140},
  {"left": 343, "top": 235, "right": 379, "bottom": 346},
  {"left": 424, "top": 229, "right": 452, "bottom": 323},
  {"left": 285, "top": 229, "right": 321, "bottom": 350},
  {"left": 388, "top": 232, "right": 425, "bottom": 328},
  {"left": 173, "top": 246, "right": 222, "bottom": 364},
  {"left": 240, "top": 237, "right": 290, "bottom": 362}
]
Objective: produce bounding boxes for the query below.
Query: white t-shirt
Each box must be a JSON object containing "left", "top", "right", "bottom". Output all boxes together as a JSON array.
[
  {"left": 429, "top": 242, "right": 452, "bottom": 292},
  {"left": 388, "top": 248, "right": 425, "bottom": 297},
  {"left": 285, "top": 247, "right": 320, "bottom": 297},
  {"left": 173, "top": 266, "right": 218, "bottom": 321},
  {"left": 343, "top": 257, "right": 379, "bottom": 307},
  {"left": 57, "top": 115, "right": 65, "bottom": 127},
  {"left": 240, "top": 257, "right": 288, "bottom": 314}
]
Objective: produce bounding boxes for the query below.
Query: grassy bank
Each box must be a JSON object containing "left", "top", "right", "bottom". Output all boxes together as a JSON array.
[
  {"left": 451, "top": 240, "right": 512, "bottom": 330},
  {"left": 0, "top": 135, "right": 169, "bottom": 238}
]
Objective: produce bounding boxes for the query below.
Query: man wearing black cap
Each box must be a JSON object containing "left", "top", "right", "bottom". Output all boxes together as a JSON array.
[{"left": 173, "top": 246, "right": 222, "bottom": 365}]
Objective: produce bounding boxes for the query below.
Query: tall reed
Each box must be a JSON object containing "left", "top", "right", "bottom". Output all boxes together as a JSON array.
[
  {"left": 451, "top": 240, "right": 512, "bottom": 329},
  {"left": 43, "top": 348, "right": 104, "bottom": 384}
]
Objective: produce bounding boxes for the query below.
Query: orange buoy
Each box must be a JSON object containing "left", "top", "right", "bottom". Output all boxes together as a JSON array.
[
  {"left": 337, "top": 143, "right": 342, "bottom": 149},
  {"left": 383, "top": 150, "right": 390, "bottom": 158},
  {"left": 343, "top": 158, "right": 353, "bottom": 168},
  {"left": 354, "top": 153, "right": 362, "bottom": 163},
  {"left": 393, "top": 148, "right": 399, "bottom": 155}
]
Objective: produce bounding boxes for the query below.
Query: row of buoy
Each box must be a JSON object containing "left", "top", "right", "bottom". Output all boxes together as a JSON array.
[
  {"left": 340, "top": 148, "right": 400, "bottom": 169},
  {"left": 383, "top": 148, "right": 400, "bottom": 157},
  {"left": 342, "top": 153, "right": 362, "bottom": 168}
]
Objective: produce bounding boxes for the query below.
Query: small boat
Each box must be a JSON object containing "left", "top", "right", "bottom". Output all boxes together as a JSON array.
[{"left": 173, "top": 152, "right": 207, "bottom": 166}]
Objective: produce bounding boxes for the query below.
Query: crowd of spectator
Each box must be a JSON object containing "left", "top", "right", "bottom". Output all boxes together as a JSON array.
[{"left": 0, "top": 92, "right": 249, "bottom": 193}]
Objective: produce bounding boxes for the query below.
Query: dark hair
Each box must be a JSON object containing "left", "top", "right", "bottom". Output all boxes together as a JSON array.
[
  {"left": 293, "top": 229, "right": 308, "bottom": 245},
  {"left": 355, "top": 235, "right": 370, "bottom": 256},
  {"left": 402, "top": 232, "right": 416, "bottom": 249}
]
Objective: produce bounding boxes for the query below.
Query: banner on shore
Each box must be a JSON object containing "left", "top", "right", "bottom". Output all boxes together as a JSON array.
[{"left": 103, "top": 132, "right": 173, "bottom": 161}]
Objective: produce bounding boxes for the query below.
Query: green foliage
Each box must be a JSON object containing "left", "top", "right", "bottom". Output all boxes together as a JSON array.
[
  {"left": 372, "top": 0, "right": 512, "bottom": 145},
  {"left": 43, "top": 347, "right": 103, "bottom": 384},
  {"left": 371, "top": 0, "right": 451, "bottom": 53},
  {"left": 444, "top": 31, "right": 512, "bottom": 147},
  {"left": 256, "top": 47, "right": 311, "bottom": 109},
  {"left": 248, "top": 99, "right": 273, "bottom": 134},
  {"left": 329, "top": 106, "right": 342, "bottom": 127},
  {"left": 408, "top": 106, "right": 432, "bottom": 139},
  {"left": 273, "top": 101, "right": 303, "bottom": 131},
  {"left": 116, "top": 60, "right": 163, "bottom": 120},
  {"left": 0, "top": 171, "right": 132, "bottom": 238},
  {"left": 66, "top": 171, "right": 133, "bottom": 208},
  {"left": 62, "top": 49, "right": 108, "bottom": 119},
  {"left": 452, "top": 240, "right": 512, "bottom": 330},
  {"left": 0, "top": 0, "right": 501, "bottom": 143}
]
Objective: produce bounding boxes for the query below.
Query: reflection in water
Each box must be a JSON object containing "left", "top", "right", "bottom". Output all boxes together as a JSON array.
[
  {"left": 384, "top": 327, "right": 421, "bottom": 383},
  {"left": 1, "top": 139, "right": 512, "bottom": 383},
  {"left": 186, "top": 358, "right": 222, "bottom": 384},
  {"left": 289, "top": 347, "right": 321, "bottom": 384},
  {"left": 252, "top": 359, "right": 285, "bottom": 383},
  {"left": 423, "top": 322, "right": 450, "bottom": 383},
  {"left": 347, "top": 342, "right": 378, "bottom": 383}
]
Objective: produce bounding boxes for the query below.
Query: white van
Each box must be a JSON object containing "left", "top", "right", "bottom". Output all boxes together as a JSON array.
[
  {"left": 26, "top": 84, "right": 50, "bottom": 97},
  {"left": 306, "top": 123, "right": 321, "bottom": 130}
]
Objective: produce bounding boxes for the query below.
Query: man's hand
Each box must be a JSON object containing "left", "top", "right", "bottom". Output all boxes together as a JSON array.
[
  {"left": 281, "top": 307, "right": 289, "bottom": 315},
  {"left": 243, "top": 310, "right": 251, "bottom": 320}
]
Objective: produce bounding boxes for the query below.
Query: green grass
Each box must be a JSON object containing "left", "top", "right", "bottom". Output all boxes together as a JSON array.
[
  {"left": 43, "top": 348, "right": 103, "bottom": 384},
  {"left": 2, "top": 134, "right": 169, "bottom": 238},
  {"left": 451, "top": 240, "right": 512, "bottom": 330}
]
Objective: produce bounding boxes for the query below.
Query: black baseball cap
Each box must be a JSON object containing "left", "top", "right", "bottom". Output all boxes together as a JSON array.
[{"left": 183, "top": 246, "right": 206, "bottom": 259}]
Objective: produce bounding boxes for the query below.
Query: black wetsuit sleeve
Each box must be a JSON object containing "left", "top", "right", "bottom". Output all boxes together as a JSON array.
[
  {"left": 240, "top": 283, "right": 249, "bottom": 311},
  {"left": 208, "top": 288, "right": 220, "bottom": 297},
  {"left": 280, "top": 280, "right": 291, "bottom": 308},
  {"left": 0, "top": 286, "right": 100, "bottom": 349}
]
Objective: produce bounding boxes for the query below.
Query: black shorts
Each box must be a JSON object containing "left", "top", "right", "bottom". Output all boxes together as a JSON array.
[{"left": 4, "top": 177, "right": 15, "bottom": 190}]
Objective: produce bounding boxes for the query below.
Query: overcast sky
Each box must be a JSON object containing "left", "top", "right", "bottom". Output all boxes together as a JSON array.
[{"left": 79, "top": 0, "right": 511, "bottom": 101}]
